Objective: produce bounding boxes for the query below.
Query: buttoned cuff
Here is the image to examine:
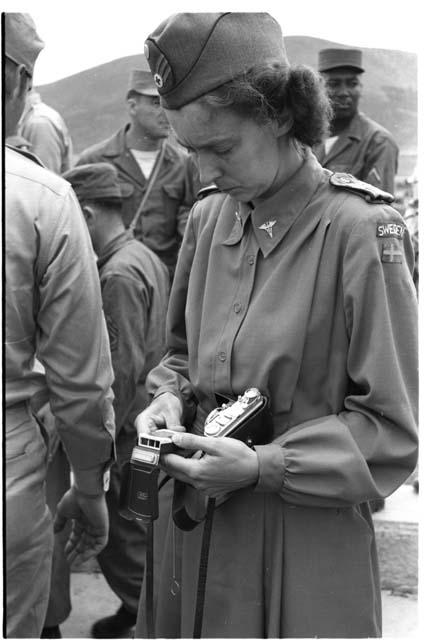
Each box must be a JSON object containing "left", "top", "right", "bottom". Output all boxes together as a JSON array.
[
  {"left": 253, "top": 443, "right": 286, "bottom": 493},
  {"left": 73, "top": 464, "right": 111, "bottom": 496}
]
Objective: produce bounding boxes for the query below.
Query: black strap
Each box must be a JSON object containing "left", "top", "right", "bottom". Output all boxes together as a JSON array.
[
  {"left": 193, "top": 497, "right": 216, "bottom": 638},
  {"left": 172, "top": 480, "right": 206, "bottom": 531},
  {"left": 145, "top": 521, "right": 155, "bottom": 638}
]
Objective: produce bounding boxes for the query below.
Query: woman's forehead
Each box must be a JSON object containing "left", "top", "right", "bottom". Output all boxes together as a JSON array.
[{"left": 166, "top": 102, "right": 245, "bottom": 146}]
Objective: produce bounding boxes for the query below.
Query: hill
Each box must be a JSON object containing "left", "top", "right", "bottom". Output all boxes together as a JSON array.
[{"left": 36, "top": 36, "right": 417, "bottom": 172}]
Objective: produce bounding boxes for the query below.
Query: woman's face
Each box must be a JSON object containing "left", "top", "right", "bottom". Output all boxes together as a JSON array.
[{"left": 165, "top": 101, "right": 284, "bottom": 203}]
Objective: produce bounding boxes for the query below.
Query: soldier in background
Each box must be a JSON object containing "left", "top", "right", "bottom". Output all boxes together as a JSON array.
[
  {"left": 18, "top": 89, "right": 73, "bottom": 173},
  {"left": 77, "top": 70, "right": 199, "bottom": 280},
  {"left": 4, "top": 13, "right": 115, "bottom": 637},
  {"left": 62, "top": 162, "right": 170, "bottom": 639},
  {"left": 314, "top": 48, "right": 399, "bottom": 195}
]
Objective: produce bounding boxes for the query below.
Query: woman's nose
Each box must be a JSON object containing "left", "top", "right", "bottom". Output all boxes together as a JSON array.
[{"left": 197, "top": 152, "right": 222, "bottom": 185}]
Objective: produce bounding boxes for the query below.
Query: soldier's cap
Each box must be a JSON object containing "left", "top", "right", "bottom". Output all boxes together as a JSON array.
[
  {"left": 63, "top": 163, "right": 123, "bottom": 202},
  {"left": 4, "top": 13, "right": 45, "bottom": 77},
  {"left": 127, "top": 69, "right": 159, "bottom": 98},
  {"left": 318, "top": 48, "right": 364, "bottom": 73},
  {"left": 144, "top": 12, "right": 288, "bottom": 109}
]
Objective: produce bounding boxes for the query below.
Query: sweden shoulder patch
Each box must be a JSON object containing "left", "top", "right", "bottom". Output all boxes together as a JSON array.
[
  {"left": 330, "top": 173, "right": 394, "bottom": 204},
  {"left": 197, "top": 184, "right": 221, "bottom": 200}
]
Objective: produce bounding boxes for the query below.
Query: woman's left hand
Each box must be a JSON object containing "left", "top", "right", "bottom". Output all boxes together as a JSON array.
[{"left": 160, "top": 432, "right": 259, "bottom": 498}]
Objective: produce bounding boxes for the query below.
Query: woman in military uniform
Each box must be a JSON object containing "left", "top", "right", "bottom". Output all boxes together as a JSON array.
[{"left": 134, "top": 12, "right": 418, "bottom": 638}]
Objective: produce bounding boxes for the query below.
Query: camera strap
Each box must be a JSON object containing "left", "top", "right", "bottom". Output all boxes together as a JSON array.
[
  {"left": 145, "top": 521, "right": 155, "bottom": 638},
  {"left": 193, "top": 497, "right": 216, "bottom": 639}
]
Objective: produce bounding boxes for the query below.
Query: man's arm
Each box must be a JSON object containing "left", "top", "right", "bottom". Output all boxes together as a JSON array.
[{"left": 36, "top": 186, "right": 115, "bottom": 563}]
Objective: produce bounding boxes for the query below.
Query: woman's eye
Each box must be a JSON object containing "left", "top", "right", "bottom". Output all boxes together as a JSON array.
[{"left": 215, "top": 147, "right": 233, "bottom": 156}]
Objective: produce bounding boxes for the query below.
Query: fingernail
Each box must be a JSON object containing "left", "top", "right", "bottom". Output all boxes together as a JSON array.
[{"left": 172, "top": 433, "right": 182, "bottom": 445}]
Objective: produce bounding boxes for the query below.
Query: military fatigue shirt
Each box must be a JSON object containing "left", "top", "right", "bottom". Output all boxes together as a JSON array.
[
  {"left": 314, "top": 112, "right": 399, "bottom": 195},
  {"left": 5, "top": 146, "right": 115, "bottom": 494},
  {"left": 77, "top": 127, "right": 199, "bottom": 276}
]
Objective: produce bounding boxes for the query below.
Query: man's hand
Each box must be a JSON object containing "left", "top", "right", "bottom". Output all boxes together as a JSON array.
[
  {"left": 134, "top": 391, "right": 185, "bottom": 436},
  {"left": 54, "top": 486, "right": 109, "bottom": 566}
]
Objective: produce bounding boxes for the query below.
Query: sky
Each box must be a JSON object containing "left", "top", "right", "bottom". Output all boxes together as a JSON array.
[{"left": 2, "top": 0, "right": 423, "bottom": 86}]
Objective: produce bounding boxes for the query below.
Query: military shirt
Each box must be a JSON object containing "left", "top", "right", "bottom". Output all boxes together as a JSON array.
[
  {"left": 97, "top": 231, "right": 169, "bottom": 434},
  {"left": 77, "top": 127, "right": 199, "bottom": 276},
  {"left": 5, "top": 146, "right": 115, "bottom": 494},
  {"left": 314, "top": 112, "right": 399, "bottom": 195},
  {"left": 147, "top": 148, "right": 418, "bottom": 507},
  {"left": 18, "top": 94, "right": 73, "bottom": 174}
]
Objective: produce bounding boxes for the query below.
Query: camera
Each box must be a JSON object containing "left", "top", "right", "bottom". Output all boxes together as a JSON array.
[
  {"left": 120, "top": 389, "right": 271, "bottom": 521},
  {"left": 204, "top": 388, "right": 271, "bottom": 447},
  {"left": 119, "top": 429, "right": 182, "bottom": 522}
]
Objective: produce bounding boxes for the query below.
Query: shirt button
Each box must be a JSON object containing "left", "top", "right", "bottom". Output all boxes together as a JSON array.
[
  {"left": 247, "top": 255, "right": 255, "bottom": 265},
  {"left": 233, "top": 303, "right": 242, "bottom": 314},
  {"left": 218, "top": 351, "right": 227, "bottom": 362}
]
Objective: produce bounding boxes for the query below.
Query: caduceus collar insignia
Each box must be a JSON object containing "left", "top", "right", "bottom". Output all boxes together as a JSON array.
[{"left": 258, "top": 220, "right": 277, "bottom": 238}]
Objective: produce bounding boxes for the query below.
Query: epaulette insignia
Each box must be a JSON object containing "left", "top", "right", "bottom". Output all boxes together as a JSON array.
[
  {"left": 330, "top": 173, "right": 394, "bottom": 204},
  {"left": 6, "top": 144, "right": 45, "bottom": 167},
  {"left": 196, "top": 184, "right": 221, "bottom": 200}
]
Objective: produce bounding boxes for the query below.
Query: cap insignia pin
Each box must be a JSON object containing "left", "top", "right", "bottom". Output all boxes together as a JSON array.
[
  {"left": 154, "top": 73, "right": 163, "bottom": 88},
  {"left": 259, "top": 220, "right": 276, "bottom": 238},
  {"left": 235, "top": 211, "right": 242, "bottom": 225}
]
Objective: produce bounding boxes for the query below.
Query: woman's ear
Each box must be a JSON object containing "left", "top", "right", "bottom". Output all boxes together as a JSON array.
[
  {"left": 268, "top": 113, "right": 293, "bottom": 139},
  {"left": 276, "top": 114, "right": 294, "bottom": 137}
]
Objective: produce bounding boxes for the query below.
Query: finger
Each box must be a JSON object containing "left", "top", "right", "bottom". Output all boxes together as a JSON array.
[
  {"left": 171, "top": 432, "right": 219, "bottom": 454},
  {"left": 165, "top": 424, "right": 186, "bottom": 432},
  {"left": 135, "top": 413, "right": 162, "bottom": 435}
]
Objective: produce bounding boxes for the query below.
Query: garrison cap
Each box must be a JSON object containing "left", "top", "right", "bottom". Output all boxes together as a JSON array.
[
  {"left": 63, "top": 163, "right": 123, "bottom": 202},
  {"left": 127, "top": 69, "right": 159, "bottom": 98},
  {"left": 318, "top": 48, "right": 364, "bottom": 73},
  {"left": 4, "top": 13, "right": 45, "bottom": 77},
  {"left": 144, "top": 12, "right": 288, "bottom": 109}
]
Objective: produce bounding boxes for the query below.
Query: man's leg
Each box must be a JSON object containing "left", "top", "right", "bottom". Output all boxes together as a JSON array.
[
  {"left": 5, "top": 406, "right": 54, "bottom": 638},
  {"left": 42, "top": 444, "right": 72, "bottom": 637}
]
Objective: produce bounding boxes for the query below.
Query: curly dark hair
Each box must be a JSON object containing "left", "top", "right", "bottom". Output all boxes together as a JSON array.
[{"left": 198, "top": 62, "right": 332, "bottom": 147}]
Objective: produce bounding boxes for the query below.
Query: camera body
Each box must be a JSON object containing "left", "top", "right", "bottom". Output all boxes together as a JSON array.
[{"left": 204, "top": 388, "right": 270, "bottom": 447}]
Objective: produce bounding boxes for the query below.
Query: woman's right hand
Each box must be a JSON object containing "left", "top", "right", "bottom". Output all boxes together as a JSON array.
[{"left": 134, "top": 391, "right": 185, "bottom": 436}]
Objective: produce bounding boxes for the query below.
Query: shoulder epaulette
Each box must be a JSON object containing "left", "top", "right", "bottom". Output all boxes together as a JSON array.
[
  {"left": 330, "top": 173, "right": 394, "bottom": 204},
  {"left": 196, "top": 184, "right": 221, "bottom": 200},
  {"left": 6, "top": 144, "right": 45, "bottom": 168}
]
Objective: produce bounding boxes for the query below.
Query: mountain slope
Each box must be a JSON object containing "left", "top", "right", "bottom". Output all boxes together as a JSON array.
[{"left": 36, "top": 35, "right": 417, "bottom": 167}]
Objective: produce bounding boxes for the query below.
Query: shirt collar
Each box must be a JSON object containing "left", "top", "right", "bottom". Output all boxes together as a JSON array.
[
  {"left": 251, "top": 148, "right": 324, "bottom": 257},
  {"left": 222, "top": 201, "right": 253, "bottom": 246},
  {"left": 341, "top": 112, "right": 362, "bottom": 142},
  {"left": 97, "top": 230, "right": 134, "bottom": 269}
]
